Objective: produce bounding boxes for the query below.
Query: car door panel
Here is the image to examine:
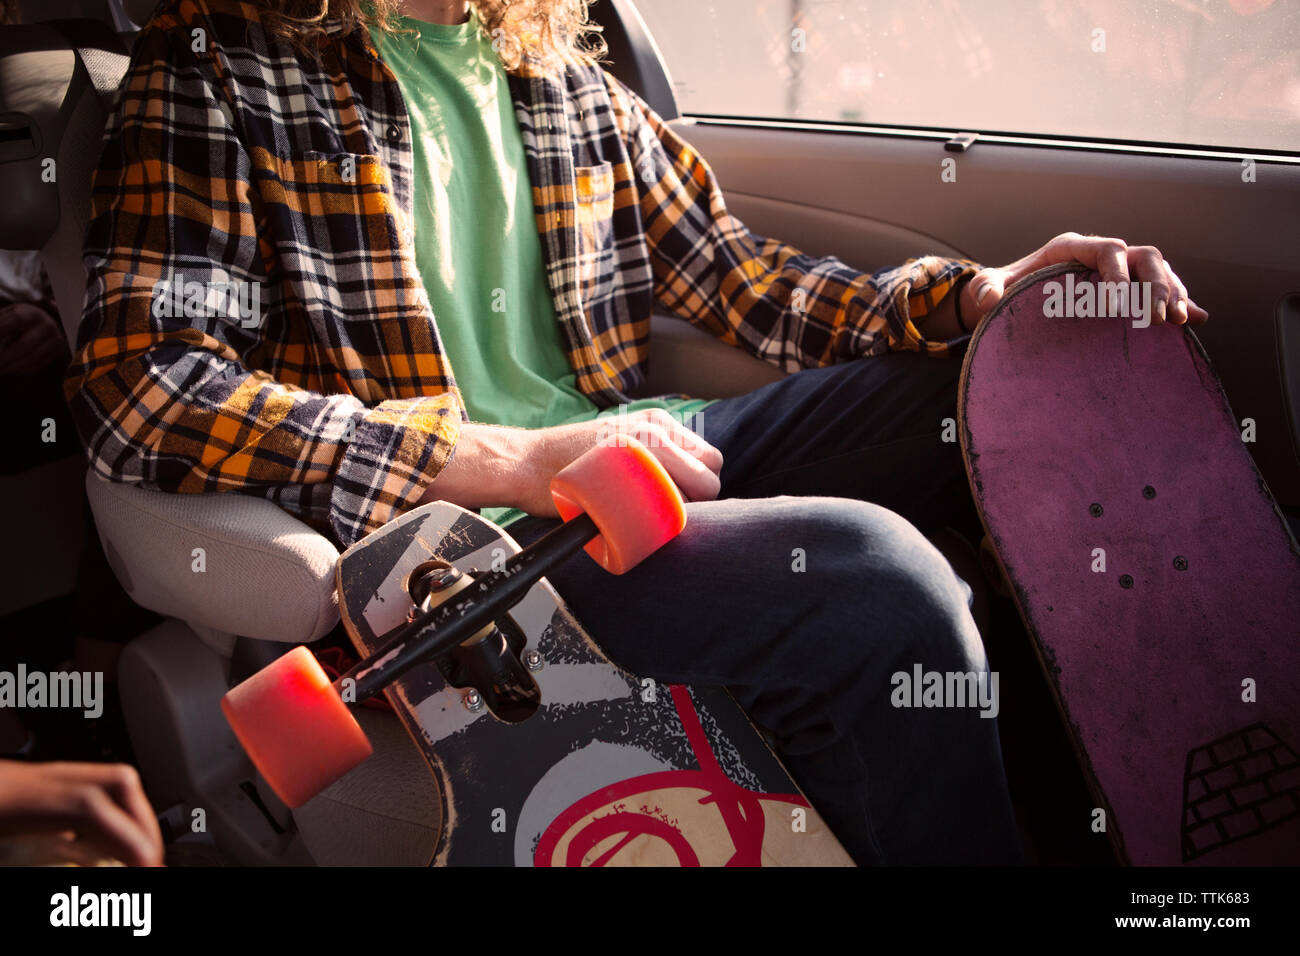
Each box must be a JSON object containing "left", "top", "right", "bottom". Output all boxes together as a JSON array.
[{"left": 666, "top": 118, "right": 1300, "bottom": 504}]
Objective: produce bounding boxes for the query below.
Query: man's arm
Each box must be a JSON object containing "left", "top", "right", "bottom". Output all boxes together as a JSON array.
[
  {"left": 602, "top": 75, "right": 1208, "bottom": 360},
  {"left": 63, "top": 11, "right": 460, "bottom": 547},
  {"left": 603, "top": 73, "right": 978, "bottom": 369}
]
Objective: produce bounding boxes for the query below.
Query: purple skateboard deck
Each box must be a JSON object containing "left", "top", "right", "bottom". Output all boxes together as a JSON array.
[{"left": 960, "top": 263, "right": 1300, "bottom": 866}]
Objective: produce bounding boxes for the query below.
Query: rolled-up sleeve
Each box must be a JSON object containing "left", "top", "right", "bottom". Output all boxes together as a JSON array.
[{"left": 65, "top": 14, "right": 460, "bottom": 546}]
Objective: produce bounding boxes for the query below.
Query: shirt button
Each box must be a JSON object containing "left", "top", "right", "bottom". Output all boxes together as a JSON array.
[{"left": 386, "top": 124, "right": 402, "bottom": 144}]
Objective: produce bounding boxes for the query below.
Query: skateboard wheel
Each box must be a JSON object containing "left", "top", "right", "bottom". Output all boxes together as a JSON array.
[
  {"left": 550, "top": 436, "right": 687, "bottom": 574},
  {"left": 221, "top": 646, "right": 373, "bottom": 808}
]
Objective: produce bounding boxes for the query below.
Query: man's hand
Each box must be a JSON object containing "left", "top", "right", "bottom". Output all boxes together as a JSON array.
[
  {"left": 962, "top": 233, "right": 1210, "bottom": 328},
  {"left": 0, "top": 760, "right": 165, "bottom": 866},
  {"left": 421, "top": 410, "right": 723, "bottom": 517}
]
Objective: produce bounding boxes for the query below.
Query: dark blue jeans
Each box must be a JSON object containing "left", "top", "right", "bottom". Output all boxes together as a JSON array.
[{"left": 510, "top": 353, "right": 1021, "bottom": 865}]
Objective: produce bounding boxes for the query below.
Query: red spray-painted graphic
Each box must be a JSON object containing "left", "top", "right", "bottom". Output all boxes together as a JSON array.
[{"left": 535, "top": 685, "right": 807, "bottom": 866}]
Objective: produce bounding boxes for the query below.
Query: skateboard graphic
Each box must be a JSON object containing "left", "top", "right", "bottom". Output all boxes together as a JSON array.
[
  {"left": 960, "top": 263, "right": 1300, "bottom": 865},
  {"left": 223, "top": 438, "right": 852, "bottom": 866}
]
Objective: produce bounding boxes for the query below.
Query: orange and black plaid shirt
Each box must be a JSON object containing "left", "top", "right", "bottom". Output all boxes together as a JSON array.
[{"left": 65, "top": 0, "right": 977, "bottom": 547}]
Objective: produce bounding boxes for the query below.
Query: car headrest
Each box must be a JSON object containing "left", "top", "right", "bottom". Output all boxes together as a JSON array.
[
  {"left": 0, "top": 19, "right": 128, "bottom": 340},
  {"left": 1, "top": 26, "right": 73, "bottom": 249}
]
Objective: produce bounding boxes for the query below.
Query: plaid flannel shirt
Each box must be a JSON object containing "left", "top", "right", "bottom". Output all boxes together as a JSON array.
[{"left": 64, "top": 0, "right": 978, "bottom": 547}]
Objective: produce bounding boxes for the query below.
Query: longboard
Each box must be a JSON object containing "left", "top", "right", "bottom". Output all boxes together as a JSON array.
[
  {"left": 960, "top": 262, "right": 1300, "bottom": 865},
  {"left": 335, "top": 501, "right": 854, "bottom": 866}
]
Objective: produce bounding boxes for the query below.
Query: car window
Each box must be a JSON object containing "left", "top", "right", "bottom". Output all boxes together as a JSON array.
[{"left": 638, "top": 0, "right": 1300, "bottom": 152}]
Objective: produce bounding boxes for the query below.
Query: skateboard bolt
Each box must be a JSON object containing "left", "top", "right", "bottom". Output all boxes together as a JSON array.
[
  {"left": 1173, "top": 556, "right": 1188, "bottom": 571},
  {"left": 1142, "top": 485, "right": 1156, "bottom": 499},
  {"left": 1089, "top": 503, "right": 1103, "bottom": 517},
  {"left": 523, "top": 649, "right": 544, "bottom": 671},
  {"left": 1119, "top": 574, "right": 1134, "bottom": 589},
  {"left": 463, "top": 690, "right": 484, "bottom": 712}
]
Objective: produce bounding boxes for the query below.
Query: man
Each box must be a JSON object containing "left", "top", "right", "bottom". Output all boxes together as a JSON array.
[
  {"left": 0, "top": 760, "right": 163, "bottom": 866},
  {"left": 65, "top": 0, "right": 1206, "bottom": 864}
]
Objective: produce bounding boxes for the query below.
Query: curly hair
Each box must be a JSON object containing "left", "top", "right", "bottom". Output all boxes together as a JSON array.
[{"left": 257, "top": 0, "right": 606, "bottom": 74}]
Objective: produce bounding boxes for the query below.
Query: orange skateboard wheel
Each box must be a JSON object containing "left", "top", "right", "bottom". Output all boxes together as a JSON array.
[
  {"left": 549, "top": 436, "right": 687, "bottom": 574},
  {"left": 221, "top": 646, "right": 373, "bottom": 808}
]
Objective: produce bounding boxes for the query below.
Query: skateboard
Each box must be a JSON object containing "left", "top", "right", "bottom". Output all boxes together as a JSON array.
[
  {"left": 959, "top": 262, "right": 1300, "bottom": 865},
  {"left": 223, "top": 438, "right": 852, "bottom": 866}
]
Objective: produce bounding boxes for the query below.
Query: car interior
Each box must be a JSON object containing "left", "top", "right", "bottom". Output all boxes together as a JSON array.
[{"left": 1, "top": 0, "right": 1297, "bottom": 866}]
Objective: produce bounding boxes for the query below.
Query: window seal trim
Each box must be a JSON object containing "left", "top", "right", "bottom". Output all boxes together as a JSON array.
[{"left": 679, "top": 114, "right": 1300, "bottom": 166}]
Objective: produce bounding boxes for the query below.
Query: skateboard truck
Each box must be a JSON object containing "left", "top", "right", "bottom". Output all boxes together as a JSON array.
[
  {"left": 221, "top": 437, "right": 687, "bottom": 807},
  {"left": 340, "top": 505, "right": 635, "bottom": 706},
  {"left": 402, "top": 560, "right": 542, "bottom": 723}
]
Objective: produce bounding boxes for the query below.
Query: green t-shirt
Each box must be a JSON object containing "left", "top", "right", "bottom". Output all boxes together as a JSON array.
[{"left": 370, "top": 12, "right": 713, "bottom": 526}]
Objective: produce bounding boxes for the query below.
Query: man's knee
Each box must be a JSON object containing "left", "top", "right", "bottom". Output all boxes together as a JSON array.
[{"left": 788, "top": 497, "right": 985, "bottom": 672}]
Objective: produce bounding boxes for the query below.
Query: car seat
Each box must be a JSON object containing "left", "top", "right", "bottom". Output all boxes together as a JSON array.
[{"left": 1, "top": 0, "right": 987, "bottom": 865}]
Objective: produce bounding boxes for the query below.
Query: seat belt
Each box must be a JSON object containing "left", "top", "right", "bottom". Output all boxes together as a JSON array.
[{"left": 46, "top": 18, "right": 129, "bottom": 114}]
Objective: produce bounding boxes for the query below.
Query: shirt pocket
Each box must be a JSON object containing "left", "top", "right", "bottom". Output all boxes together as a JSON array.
[
  {"left": 263, "top": 151, "right": 417, "bottom": 319},
  {"left": 573, "top": 161, "right": 615, "bottom": 299},
  {"left": 270, "top": 151, "right": 396, "bottom": 211},
  {"left": 266, "top": 151, "right": 393, "bottom": 247}
]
